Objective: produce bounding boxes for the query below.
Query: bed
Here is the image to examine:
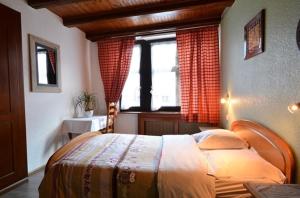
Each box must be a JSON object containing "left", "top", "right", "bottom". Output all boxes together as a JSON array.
[{"left": 39, "top": 120, "right": 295, "bottom": 198}]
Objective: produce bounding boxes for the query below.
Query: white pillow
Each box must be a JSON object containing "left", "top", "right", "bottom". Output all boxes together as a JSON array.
[
  {"left": 193, "top": 129, "right": 249, "bottom": 150},
  {"left": 204, "top": 149, "right": 286, "bottom": 183}
]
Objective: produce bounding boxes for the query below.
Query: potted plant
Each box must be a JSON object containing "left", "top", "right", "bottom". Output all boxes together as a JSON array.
[{"left": 74, "top": 91, "right": 96, "bottom": 117}]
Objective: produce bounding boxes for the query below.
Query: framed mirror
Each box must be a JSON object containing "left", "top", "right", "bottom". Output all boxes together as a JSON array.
[{"left": 29, "top": 34, "right": 61, "bottom": 92}]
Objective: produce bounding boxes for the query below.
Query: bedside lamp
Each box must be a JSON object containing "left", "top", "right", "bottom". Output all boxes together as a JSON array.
[{"left": 288, "top": 103, "right": 300, "bottom": 114}]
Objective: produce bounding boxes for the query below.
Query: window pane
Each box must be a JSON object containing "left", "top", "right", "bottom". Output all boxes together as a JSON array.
[
  {"left": 151, "top": 41, "right": 180, "bottom": 111},
  {"left": 37, "top": 52, "right": 48, "bottom": 84},
  {"left": 121, "top": 45, "right": 141, "bottom": 110}
]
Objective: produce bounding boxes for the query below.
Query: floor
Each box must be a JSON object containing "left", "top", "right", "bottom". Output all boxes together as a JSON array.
[{"left": 0, "top": 171, "right": 43, "bottom": 198}]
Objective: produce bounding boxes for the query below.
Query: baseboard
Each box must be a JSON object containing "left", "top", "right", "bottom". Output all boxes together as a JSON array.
[
  {"left": 0, "top": 164, "right": 45, "bottom": 195},
  {"left": 28, "top": 164, "right": 45, "bottom": 176}
]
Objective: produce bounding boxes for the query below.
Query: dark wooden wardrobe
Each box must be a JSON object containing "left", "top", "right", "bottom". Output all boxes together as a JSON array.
[{"left": 0, "top": 3, "right": 28, "bottom": 190}]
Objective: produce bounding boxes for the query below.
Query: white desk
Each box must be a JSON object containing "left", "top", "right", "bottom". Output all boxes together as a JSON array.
[{"left": 62, "top": 116, "right": 107, "bottom": 139}]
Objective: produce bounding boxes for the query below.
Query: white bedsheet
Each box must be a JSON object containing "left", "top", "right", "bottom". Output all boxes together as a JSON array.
[{"left": 158, "top": 135, "right": 215, "bottom": 198}]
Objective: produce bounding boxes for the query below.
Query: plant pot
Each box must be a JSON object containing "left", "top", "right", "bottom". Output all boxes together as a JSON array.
[{"left": 84, "top": 110, "right": 94, "bottom": 118}]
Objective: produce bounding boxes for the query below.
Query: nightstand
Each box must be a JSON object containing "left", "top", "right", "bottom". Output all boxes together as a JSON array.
[{"left": 244, "top": 183, "right": 300, "bottom": 198}]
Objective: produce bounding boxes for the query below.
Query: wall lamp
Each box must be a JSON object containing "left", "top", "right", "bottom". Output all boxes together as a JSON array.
[
  {"left": 220, "top": 93, "right": 230, "bottom": 105},
  {"left": 288, "top": 103, "right": 300, "bottom": 114}
]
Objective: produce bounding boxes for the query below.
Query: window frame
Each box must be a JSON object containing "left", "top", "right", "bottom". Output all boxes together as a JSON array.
[{"left": 120, "top": 37, "right": 180, "bottom": 112}]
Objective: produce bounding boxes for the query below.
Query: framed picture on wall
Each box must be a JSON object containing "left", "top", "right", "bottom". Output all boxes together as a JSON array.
[{"left": 244, "top": 9, "right": 265, "bottom": 60}]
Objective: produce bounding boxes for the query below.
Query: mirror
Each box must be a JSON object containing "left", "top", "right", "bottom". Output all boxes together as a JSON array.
[{"left": 29, "top": 34, "right": 61, "bottom": 92}]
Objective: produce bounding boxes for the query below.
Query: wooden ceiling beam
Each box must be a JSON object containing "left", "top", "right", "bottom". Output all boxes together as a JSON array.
[
  {"left": 86, "top": 17, "right": 221, "bottom": 41},
  {"left": 63, "top": 0, "right": 234, "bottom": 27},
  {"left": 27, "top": 0, "right": 90, "bottom": 9}
]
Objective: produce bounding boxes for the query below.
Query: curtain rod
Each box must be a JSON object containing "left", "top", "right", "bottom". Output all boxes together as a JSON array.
[{"left": 108, "top": 23, "right": 220, "bottom": 40}]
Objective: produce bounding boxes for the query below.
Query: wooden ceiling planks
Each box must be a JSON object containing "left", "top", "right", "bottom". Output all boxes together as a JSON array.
[
  {"left": 79, "top": 3, "right": 225, "bottom": 36},
  {"left": 27, "top": 0, "right": 234, "bottom": 41},
  {"left": 61, "top": 0, "right": 232, "bottom": 27},
  {"left": 27, "top": 0, "right": 91, "bottom": 9},
  {"left": 86, "top": 17, "right": 221, "bottom": 41}
]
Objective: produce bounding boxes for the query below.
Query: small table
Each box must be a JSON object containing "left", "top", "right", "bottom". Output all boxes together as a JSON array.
[
  {"left": 244, "top": 183, "right": 300, "bottom": 198},
  {"left": 62, "top": 116, "right": 107, "bottom": 139}
]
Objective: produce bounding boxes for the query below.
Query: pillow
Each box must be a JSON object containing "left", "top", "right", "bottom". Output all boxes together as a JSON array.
[
  {"left": 193, "top": 129, "right": 249, "bottom": 150},
  {"left": 204, "top": 149, "right": 286, "bottom": 183}
]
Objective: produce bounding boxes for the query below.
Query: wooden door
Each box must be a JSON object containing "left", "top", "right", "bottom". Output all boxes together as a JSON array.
[{"left": 0, "top": 3, "right": 28, "bottom": 190}]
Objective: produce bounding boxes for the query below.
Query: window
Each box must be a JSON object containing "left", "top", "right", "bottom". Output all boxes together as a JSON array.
[
  {"left": 120, "top": 45, "right": 141, "bottom": 110},
  {"left": 121, "top": 38, "right": 180, "bottom": 112}
]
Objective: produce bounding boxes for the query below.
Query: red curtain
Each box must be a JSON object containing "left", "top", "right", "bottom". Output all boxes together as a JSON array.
[
  {"left": 97, "top": 37, "right": 135, "bottom": 104},
  {"left": 176, "top": 26, "right": 220, "bottom": 124},
  {"left": 48, "top": 49, "right": 56, "bottom": 74}
]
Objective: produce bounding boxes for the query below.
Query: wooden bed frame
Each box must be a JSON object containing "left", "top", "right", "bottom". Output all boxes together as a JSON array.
[{"left": 231, "top": 120, "right": 295, "bottom": 183}]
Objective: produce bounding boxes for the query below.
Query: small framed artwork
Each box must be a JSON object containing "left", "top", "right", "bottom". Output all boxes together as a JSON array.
[
  {"left": 297, "top": 19, "right": 300, "bottom": 50},
  {"left": 244, "top": 9, "right": 265, "bottom": 60}
]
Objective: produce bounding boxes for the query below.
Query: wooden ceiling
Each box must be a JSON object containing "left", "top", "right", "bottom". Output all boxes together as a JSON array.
[{"left": 27, "top": 0, "right": 234, "bottom": 41}]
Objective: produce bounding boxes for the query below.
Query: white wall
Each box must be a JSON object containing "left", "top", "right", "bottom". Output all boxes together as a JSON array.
[
  {"left": 221, "top": 0, "right": 300, "bottom": 182},
  {"left": 114, "top": 113, "right": 138, "bottom": 134},
  {"left": 89, "top": 42, "right": 106, "bottom": 115},
  {"left": 0, "top": 0, "right": 90, "bottom": 172}
]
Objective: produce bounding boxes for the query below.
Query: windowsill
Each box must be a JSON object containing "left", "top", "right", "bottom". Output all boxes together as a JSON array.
[{"left": 119, "top": 111, "right": 142, "bottom": 114}]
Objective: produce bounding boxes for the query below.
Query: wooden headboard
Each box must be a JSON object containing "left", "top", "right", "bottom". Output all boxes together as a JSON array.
[{"left": 231, "top": 120, "right": 295, "bottom": 183}]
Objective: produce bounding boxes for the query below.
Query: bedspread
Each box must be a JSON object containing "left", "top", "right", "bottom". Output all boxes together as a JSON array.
[{"left": 39, "top": 132, "right": 214, "bottom": 198}]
